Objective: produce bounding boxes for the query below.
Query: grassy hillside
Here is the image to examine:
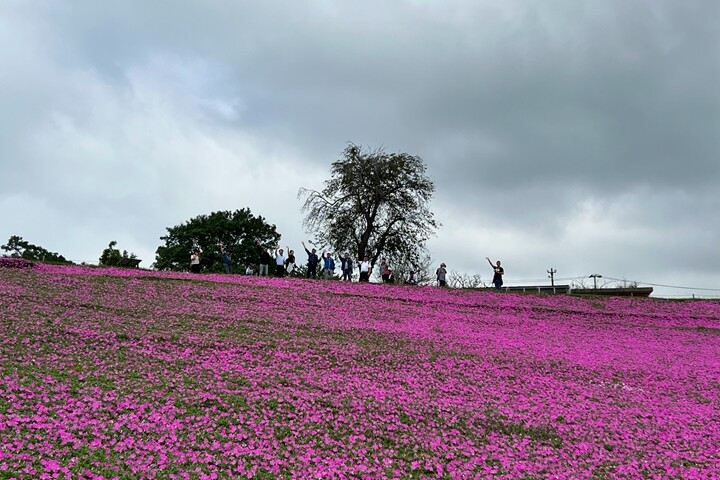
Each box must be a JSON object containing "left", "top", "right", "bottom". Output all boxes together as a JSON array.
[{"left": 1, "top": 260, "right": 719, "bottom": 479}]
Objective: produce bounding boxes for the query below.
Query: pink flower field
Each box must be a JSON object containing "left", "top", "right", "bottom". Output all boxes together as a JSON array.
[{"left": 1, "top": 260, "right": 719, "bottom": 479}]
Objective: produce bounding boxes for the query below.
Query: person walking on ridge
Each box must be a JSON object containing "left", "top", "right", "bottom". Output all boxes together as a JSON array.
[{"left": 436, "top": 263, "right": 447, "bottom": 287}]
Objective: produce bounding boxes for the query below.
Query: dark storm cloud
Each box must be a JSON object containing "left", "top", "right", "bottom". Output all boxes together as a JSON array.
[{"left": 25, "top": 1, "right": 719, "bottom": 194}]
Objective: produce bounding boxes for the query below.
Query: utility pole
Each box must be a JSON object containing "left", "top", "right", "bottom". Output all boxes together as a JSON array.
[
  {"left": 589, "top": 274, "right": 602, "bottom": 289},
  {"left": 547, "top": 268, "right": 557, "bottom": 286}
]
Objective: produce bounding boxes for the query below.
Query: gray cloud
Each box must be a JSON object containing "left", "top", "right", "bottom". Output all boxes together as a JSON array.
[{"left": 1, "top": 0, "right": 718, "bottom": 296}]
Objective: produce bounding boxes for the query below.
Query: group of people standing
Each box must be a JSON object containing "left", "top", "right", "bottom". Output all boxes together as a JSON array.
[
  {"left": 255, "top": 240, "right": 297, "bottom": 277},
  {"left": 246, "top": 240, "right": 404, "bottom": 284},
  {"left": 297, "top": 242, "right": 374, "bottom": 282},
  {"left": 253, "top": 240, "right": 343, "bottom": 280},
  {"left": 190, "top": 242, "right": 505, "bottom": 289}
]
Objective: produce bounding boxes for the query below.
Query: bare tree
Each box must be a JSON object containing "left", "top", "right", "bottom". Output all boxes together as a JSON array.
[
  {"left": 299, "top": 143, "right": 439, "bottom": 269},
  {"left": 447, "top": 271, "right": 486, "bottom": 289},
  {"left": 383, "top": 248, "right": 434, "bottom": 285},
  {"left": 571, "top": 277, "right": 613, "bottom": 289}
]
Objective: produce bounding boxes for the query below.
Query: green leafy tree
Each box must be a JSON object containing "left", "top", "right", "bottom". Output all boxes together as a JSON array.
[
  {"left": 99, "top": 241, "right": 122, "bottom": 266},
  {"left": 1, "top": 235, "right": 72, "bottom": 264},
  {"left": 153, "top": 209, "right": 280, "bottom": 272},
  {"left": 98, "top": 241, "right": 137, "bottom": 266},
  {"left": 299, "top": 143, "right": 439, "bottom": 268}
]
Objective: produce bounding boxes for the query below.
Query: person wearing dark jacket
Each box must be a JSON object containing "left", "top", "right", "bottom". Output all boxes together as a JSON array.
[
  {"left": 256, "top": 240, "right": 271, "bottom": 276},
  {"left": 339, "top": 252, "right": 353, "bottom": 281},
  {"left": 302, "top": 241, "right": 319, "bottom": 278},
  {"left": 436, "top": 263, "right": 447, "bottom": 287},
  {"left": 381, "top": 258, "right": 391, "bottom": 283},
  {"left": 220, "top": 247, "right": 232, "bottom": 274},
  {"left": 486, "top": 256, "right": 504, "bottom": 290},
  {"left": 285, "top": 247, "right": 296, "bottom": 276}
]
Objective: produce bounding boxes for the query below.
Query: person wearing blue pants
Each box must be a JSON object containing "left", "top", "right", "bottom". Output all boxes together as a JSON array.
[{"left": 338, "top": 253, "right": 353, "bottom": 281}]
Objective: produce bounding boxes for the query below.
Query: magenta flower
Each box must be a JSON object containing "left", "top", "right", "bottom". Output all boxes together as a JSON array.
[{"left": 0, "top": 262, "right": 718, "bottom": 478}]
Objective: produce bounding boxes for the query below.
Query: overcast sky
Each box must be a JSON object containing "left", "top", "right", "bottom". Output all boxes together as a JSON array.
[{"left": 2, "top": 0, "right": 719, "bottom": 297}]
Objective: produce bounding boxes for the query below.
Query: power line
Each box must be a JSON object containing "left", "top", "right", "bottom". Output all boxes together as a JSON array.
[
  {"left": 601, "top": 276, "right": 720, "bottom": 292},
  {"left": 507, "top": 276, "right": 586, "bottom": 284},
  {"left": 658, "top": 294, "right": 720, "bottom": 299},
  {"left": 506, "top": 274, "right": 720, "bottom": 293}
]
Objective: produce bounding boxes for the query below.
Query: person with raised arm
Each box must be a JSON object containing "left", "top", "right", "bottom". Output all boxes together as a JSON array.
[
  {"left": 338, "top": 252, "right": 353, "bottom": 281},
  {"left": 486, "top": 256, "right": 504, "bottom": 290},
  {"left": 321, "top": 250, "right": 336, "bottom": 280},
  {"left": 301, "top": 241, "right": 320, "bottom": 279},
  {"left": 220, "top": 245, "right": 232, "bottom": 274},
  {"left": 275, "top": 247, "right": 286, "bottom": 277},
  {"left": 285, "top": 246, "right": 296, "bottom": 276}
]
